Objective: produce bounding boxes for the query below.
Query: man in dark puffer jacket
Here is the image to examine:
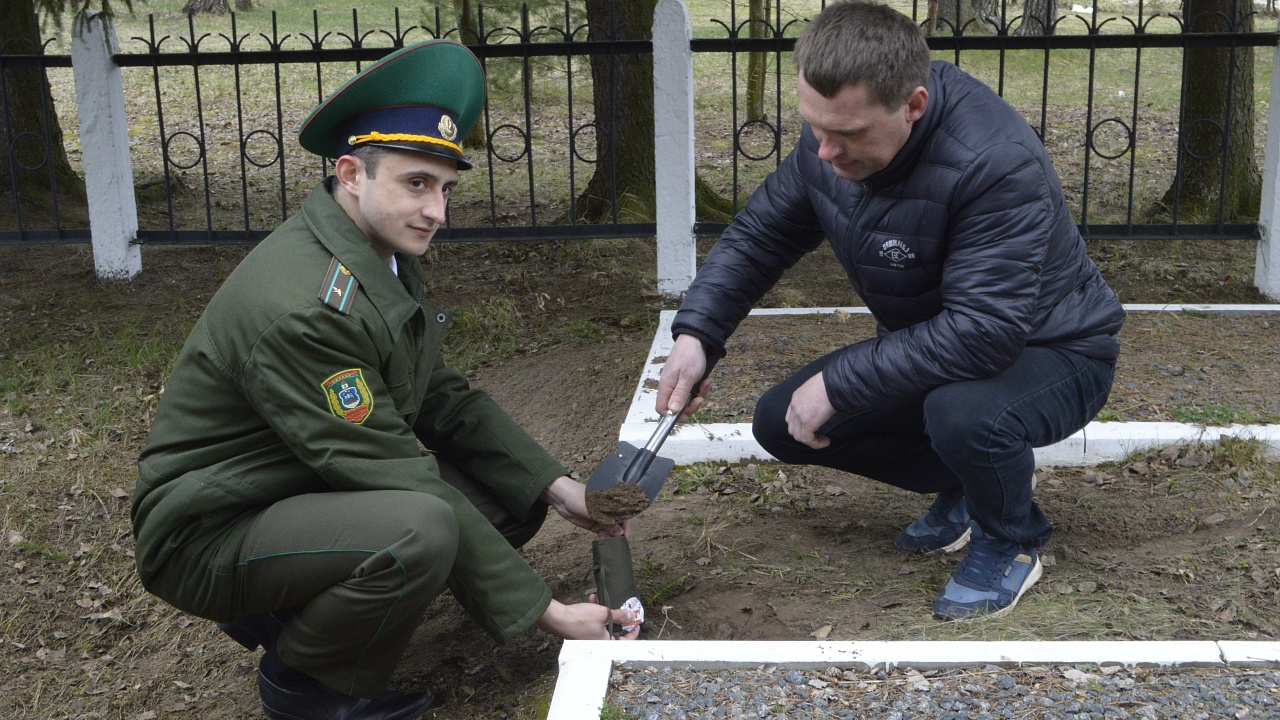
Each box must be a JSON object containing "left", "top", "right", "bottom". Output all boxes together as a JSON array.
[{"left": 656, "top": 0, "right": 1125, "bottom": 621}]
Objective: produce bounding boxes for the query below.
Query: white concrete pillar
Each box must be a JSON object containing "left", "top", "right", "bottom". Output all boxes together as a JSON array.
[
  {"left": 652, "top": 0, "right": 697, "bottom": 297},
  {"left": 72, "top": 12, "right": 141, "bottom": 281},
  {"left": 1256, "top": 18, "right": 1280, "bottom": 300}
]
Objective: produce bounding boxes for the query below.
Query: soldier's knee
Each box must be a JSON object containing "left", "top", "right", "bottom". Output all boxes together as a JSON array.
[{"left": 379, "top": 492, "right": 460, "bottom": 572}]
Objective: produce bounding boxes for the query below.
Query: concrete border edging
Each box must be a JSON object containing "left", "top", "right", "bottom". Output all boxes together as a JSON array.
[
  {"left": 547, "top": 640, "right": 1280, "bottom": 719},
  {"left": 622, "top": 306, "right": 1280, "bottom": 467}
]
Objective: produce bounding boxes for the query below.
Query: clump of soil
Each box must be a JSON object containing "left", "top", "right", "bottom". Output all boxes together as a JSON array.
[{"left": 586, "top": 481, "right": 653, "bottom": 526}]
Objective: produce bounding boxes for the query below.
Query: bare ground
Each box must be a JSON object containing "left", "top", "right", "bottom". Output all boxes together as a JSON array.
[{"left": 0, "top": 239, "right": 1277, "bottom": 720}]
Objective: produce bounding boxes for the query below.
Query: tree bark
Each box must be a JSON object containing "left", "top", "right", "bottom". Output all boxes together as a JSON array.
[
  {"left": 576, "top": 0, "right": 731, "bottom": 223},
  {"left": 576, "top": 0, "right": 656, "bottom": 223},
  {"left": 452, "top": 0, "right": 486, "bottom": 149},
  {"left": 1157, "top": 0, "right": 1260, "bottom": 222},
  {"left": 931, "top": 0, "right": 1000, "bottom": 34},
  {"left": 182, "top": 0, "right": 221, "bottom": 16},
  {"left": 1014, "top": 0, "right": 1058, "bottom": 35},
  {"left": 1, "top": 0, "right": 84, "bottom": 205},
  {"left": 744, "top": 0, "right": 769, "bottom": 123}
]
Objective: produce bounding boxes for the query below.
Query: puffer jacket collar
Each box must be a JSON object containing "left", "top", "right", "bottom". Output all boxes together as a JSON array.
[{"left": 862, "top": 66, "right": 945, "bottom": 192}]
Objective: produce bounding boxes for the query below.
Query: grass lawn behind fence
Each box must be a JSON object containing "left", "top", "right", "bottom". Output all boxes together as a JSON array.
[{"left": 29, "top": 0, "right": 1276, "bottom": 236}]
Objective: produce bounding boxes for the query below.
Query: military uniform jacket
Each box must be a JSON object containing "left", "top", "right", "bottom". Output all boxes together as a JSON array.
[
  {"left": 673, "top": 61, "right": 1125, "bottom": 414},
  {"left": 133, "top": 180, "right": 560, "bottom": 641}
]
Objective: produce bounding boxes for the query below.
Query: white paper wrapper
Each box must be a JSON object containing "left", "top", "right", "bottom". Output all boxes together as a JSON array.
[{"left": 621, "top": 596, "right": 644, "bottom": 632}]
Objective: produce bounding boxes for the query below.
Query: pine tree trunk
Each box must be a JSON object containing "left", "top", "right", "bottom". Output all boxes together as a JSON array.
[
  {"left": 575, "top": 0, "right": 732, "bottom": 224},
  {"left": 1014, "top": 0, "right": 1058, "bottom": 35},
  {"left": 453, "top": 0, "right": 486, "bottom": 150},
  {"left": 1158, "top": 0, "right": 1260, "bottom": 222},
  {"left": 0, "top": 0, "right": 84, "bottom": 206},
  {"left": 932, "top": 0, "right": 999, "bottom": 34},
  {"left": 744, "top": 0, "right": 769, "bottom": 123},
  {"left": 576, "top": 0, "right": 658, "bottom": 223},
  {"left": 183, "top": 0, "right": 231, "bottom": 17}
]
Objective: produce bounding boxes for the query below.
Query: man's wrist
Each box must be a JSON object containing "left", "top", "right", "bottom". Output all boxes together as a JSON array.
[{"left": 538, "top": 475, "right": 571, "bottom": 507}]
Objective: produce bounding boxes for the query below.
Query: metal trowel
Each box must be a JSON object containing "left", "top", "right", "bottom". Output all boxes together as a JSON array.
[{"left": 584, "top": 409, "right": 682, "bottom": 525}]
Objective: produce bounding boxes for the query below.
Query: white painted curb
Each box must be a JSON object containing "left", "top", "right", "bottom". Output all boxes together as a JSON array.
[
  {"left": 622, "top": 306, "right": 1280, "bottom": 467},
  {"left": 547, "top": 640, "right": 1280, "bottom": 719}
]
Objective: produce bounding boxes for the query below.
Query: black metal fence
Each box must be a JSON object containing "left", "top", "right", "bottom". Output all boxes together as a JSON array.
[{"left": 1, "top": 0, "right": 1276, "bottom": 246}]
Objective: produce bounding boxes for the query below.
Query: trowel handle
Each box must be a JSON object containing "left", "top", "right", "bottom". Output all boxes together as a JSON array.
[
  {"left": 643, "top": 410, "right": 681, "bottom": 454},
  {"left": 620, "top": 404, "right": 686, "bottom": 487}
]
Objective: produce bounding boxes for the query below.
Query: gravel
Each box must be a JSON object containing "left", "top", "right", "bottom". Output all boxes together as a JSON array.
[{"left": 608, "top": 664, "right": 1280, "bottom": 719}]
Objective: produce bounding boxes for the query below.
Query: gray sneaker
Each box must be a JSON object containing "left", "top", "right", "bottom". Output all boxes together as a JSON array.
[{"left": 893, "top": 491, "right": 971, "bottom": 553}]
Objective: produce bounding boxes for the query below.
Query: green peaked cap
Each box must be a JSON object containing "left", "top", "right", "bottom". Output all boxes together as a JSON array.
[{"left": 298, "top": 39, "right": 486, "bottom": 168}]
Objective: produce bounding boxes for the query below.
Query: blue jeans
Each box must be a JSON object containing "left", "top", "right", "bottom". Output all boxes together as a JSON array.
[{"left": 752, "top": 345, "right": 1115, "bottom": 548}]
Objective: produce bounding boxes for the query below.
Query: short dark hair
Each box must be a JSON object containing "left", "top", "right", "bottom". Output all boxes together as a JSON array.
[
  {"left": 346, "top": 144, "right": 392, "bottom": 178},
  {"left": 793, "top": 0, "right": 931, "bottom": 108}
]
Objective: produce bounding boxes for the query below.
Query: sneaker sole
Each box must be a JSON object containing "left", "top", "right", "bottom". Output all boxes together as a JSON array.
[
  {"left": 894, "top": 526, "right": 971, "bottom": 554},
  {"left": 987, "top": 555, "right": 1043, "bottom": 619},
  {"left": 932, "top": 555, "right": 1044, "bottom": 622},
  {"left": 937, "top": 527, "right": 971, "bottom": 554},
  {"left": 955, "top": 556, "right": 1044, "bottom": 622}
]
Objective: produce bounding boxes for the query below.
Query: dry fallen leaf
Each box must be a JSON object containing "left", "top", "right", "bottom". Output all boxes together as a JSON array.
[
  {"left": 84, "top": 609, "right": 126, "bottom": 623},
  {"left": 810, "top": 624, "right": 832, "bottom": 639}
]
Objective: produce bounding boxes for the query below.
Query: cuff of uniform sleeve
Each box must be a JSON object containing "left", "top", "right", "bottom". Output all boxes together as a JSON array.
[{"left": 495, "top": 583, "right": 553, "bottom": 644}]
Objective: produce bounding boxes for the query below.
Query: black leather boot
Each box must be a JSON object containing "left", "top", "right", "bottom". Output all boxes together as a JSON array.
[
  {"left": 257, "top": 648, "right": 435, "bottom": 720},
  {"left": 217, "top": 609, "right": 294, "bottom": 651}
]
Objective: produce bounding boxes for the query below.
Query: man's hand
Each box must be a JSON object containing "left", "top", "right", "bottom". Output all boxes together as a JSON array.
[
  {"left": 536, "top": 599, "right": 641, "bottom": 641},
  {"left": 540, "top": 476, "right": 629, "bottom": 538},
  {"left": 656, "top": 334, "right": 711, "bottom": 419},
  {"left": 785, "top": 372, "right": 836, "bottom": 449}
]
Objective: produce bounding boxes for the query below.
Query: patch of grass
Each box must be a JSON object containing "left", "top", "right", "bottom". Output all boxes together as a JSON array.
[
  {"left": 670, "top": 463, "right": 722, "bottom": 495},
  {"left": 443, "top": 296, "right": 527, "bottom": 371},
  {"left": 874, "top": 589, "right": 1208, "bottom": 642},
  {"left": 600, "top": 702, "right": 632, "bottom": 720},
  {"left": 16, "top": 539, "right": 72, "bottom": 565},
  {"left": 1171, "top": 404, "right": 1263, "bottom": 426},
  {"left": 633, "top": 556, "right": 693, "bottom": 606}
]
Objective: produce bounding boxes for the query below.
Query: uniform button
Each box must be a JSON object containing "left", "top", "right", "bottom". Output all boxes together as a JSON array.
[{"left": 436, "top": 313, "right": 447, "bottom": 323}]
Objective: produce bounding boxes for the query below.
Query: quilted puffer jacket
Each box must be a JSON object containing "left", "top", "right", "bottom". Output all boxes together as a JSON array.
[{"left": 672, "top": 61, "right": 1125, "bottom": 413}]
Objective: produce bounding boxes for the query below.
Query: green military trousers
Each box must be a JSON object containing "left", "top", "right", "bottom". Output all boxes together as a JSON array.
[{"left": 228, "top": 459, "right": 547, "bottom": 698}]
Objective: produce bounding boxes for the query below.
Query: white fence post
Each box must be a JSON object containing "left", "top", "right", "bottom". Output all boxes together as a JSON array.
[
  {"left": 71, "top": 12, "right": 140, "bottom": 281},
  {"left": 1257, "top": 18, "right": 1280, "bottom": 300},
  {"left": 653, "top": 0, "right": 697, "bottom": 297}
]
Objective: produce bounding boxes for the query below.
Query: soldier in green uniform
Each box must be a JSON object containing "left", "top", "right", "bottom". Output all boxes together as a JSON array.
[{"left": 132, "top": 40, "right": 639, "bottom": 720}]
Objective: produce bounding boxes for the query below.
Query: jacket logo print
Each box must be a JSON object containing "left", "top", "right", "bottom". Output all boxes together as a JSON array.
[
  {"left": 322, "top": 368, "right": 374, "bottom": 424},
  {"left": 878, "top": 239, "right": 917, "bottom": 269}
]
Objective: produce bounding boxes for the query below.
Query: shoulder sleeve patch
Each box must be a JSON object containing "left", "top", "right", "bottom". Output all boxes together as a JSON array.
[
  {"left": 318, "top": 257, "right": 359, "bottom": 315},
  {"left": 322, "top": 368, "right": 373, "bottom": 424}
]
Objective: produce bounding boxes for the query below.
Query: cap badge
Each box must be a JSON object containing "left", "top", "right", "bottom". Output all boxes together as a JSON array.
[{"left": 438, "top": 115, "right": 458, "bottom": 142}]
